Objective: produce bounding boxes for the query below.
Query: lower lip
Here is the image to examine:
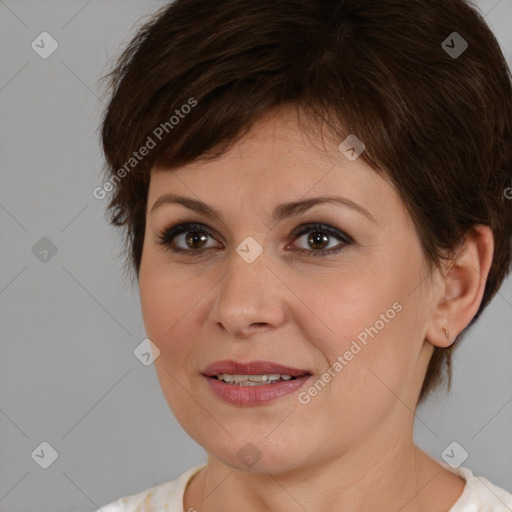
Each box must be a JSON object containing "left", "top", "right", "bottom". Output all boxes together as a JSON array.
[{"left": 203, "top": 375, "right": 311, "bottom": 405}]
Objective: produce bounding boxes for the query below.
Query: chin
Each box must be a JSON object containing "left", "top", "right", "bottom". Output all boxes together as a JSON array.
[{"left": 203, "top": 435, "right": 313, "bottom": 476}]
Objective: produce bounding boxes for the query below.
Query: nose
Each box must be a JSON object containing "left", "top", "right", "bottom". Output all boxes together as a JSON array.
[{"left": 209, "top": 247, "right": 287, "bottom": 338}]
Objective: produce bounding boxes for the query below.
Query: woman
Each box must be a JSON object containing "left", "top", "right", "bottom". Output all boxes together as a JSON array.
[{"left": 96, "top": 0, "right": 512, "bottom": 510}]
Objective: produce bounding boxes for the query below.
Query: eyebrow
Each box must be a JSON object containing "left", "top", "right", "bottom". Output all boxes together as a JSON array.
[{"left": 150, "top": 193, "right": 377, "bottom": 225}]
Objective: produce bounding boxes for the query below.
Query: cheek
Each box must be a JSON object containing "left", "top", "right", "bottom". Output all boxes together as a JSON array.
[
  {"left": 290, "top": 267, "right": 401, "bottom": 352},
  {"left": 139, "top": 268, "right": 201, "bottom": 355},
  {"left": 139, "top": 240, "right": 199, "bottom": 330},
  {"left": 139, "top": 265, "right": 184, "bottom": 377},
  {"left": 300, "top": 266, "right": 421, "bottom": 398},
  {"left": 138, "top": 262, "right": 206, "bottom": 429},
  {"left": 324, "top": 303, "right": 423, "bottom": 432}
]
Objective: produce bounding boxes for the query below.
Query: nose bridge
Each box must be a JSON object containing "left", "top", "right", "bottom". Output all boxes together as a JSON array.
[{"left": 210, "top": 242, "right": 285, "bottom": 335}]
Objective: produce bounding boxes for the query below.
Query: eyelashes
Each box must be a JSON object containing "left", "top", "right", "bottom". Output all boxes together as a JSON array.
[
  {"left": 156, "top": 222, "right": 218, "bottom": 253},
  {"left": 155, "top": 222, "right": 354, "bottom": 258},
  {"left": 289, "top": 223, "right": 353, "bottom": 257}
]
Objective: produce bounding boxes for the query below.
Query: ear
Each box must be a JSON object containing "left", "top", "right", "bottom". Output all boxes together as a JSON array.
[{"left": 426, "top": 225, "right": 494, "bottom": 348}]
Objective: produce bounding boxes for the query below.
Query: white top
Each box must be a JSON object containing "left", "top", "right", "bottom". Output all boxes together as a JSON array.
[{"left": 96, "top": 461, "right": 512, "bottom": 512}]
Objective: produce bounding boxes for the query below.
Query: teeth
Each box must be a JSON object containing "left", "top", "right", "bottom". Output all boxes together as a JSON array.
[{"left": 216, "top": 374, "right": 295, "bottom": 385}]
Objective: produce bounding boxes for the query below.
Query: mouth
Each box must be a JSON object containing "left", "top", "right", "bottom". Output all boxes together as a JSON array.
[
  {"left": 201, "top": 360, "right": 312, "bottom": 405},
  {"left": 211, "top": 373, "right": 298, "bottom": 386}
]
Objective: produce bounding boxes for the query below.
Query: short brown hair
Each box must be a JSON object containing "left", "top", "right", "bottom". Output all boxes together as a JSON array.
[{"left": 99, "top": 0, "right": 512, "bottom": 404}]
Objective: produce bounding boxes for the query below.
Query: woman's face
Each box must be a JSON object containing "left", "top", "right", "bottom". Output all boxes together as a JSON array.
[{"left": 139, "top": 106, "right": 439, "bottom": 473}]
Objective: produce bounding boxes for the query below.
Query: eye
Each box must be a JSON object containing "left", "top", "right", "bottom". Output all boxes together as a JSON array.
[
  {"left": 289, "top": 223, "right": 353, "bottom": 257},
  {"left": 155, "top": 222, "right": 219, "bottom": 253}
]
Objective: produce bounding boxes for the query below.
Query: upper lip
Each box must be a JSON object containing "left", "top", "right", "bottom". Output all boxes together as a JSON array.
[{"left": 201, "top": 359, "right": 311, "bottom": 377}]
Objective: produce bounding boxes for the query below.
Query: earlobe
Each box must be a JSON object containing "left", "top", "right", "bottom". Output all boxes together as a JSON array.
[
  {"left": 426, "top": 225, "right": 494, "bottom": 348},
  {"left": 428, "top": 319, "right": 454, "bottom": 348}
]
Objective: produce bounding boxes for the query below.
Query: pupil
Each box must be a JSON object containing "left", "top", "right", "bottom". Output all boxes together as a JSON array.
[
  {"left": 186, "top": 231, "right": 208, "bottom": 249},
  {"left": 308, "top": 232, "right": 328, "bottom": 250}
]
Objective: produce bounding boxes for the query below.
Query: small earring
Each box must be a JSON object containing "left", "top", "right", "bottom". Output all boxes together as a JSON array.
[{"left": 442, "top": 327, "right": 450, "bottom": 339}]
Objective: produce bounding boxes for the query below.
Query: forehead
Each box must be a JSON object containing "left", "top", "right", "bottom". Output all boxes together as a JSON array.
[
  {"left": 165, "top": 106, "right": 339, "bottom": 172},
  {"left": 147, "top": 105, "right": 398, "bottom": 224}
]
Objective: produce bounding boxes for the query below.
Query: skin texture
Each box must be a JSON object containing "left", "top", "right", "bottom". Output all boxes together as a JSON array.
[{"left": 138, "top": 105, "right": 493, "bottom": 512}]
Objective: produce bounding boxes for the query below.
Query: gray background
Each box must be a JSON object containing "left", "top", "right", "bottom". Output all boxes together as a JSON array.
[{"left": 0, "top": 1, "right": 511, "bottom": 511}]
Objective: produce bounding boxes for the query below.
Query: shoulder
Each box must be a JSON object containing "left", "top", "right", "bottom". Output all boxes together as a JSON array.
[
  {"left": 93, "top": 463, "right": 206, "bottom": 512},
  {"left": 445, "top": 463, "right": 512, "bottom": 512}
]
